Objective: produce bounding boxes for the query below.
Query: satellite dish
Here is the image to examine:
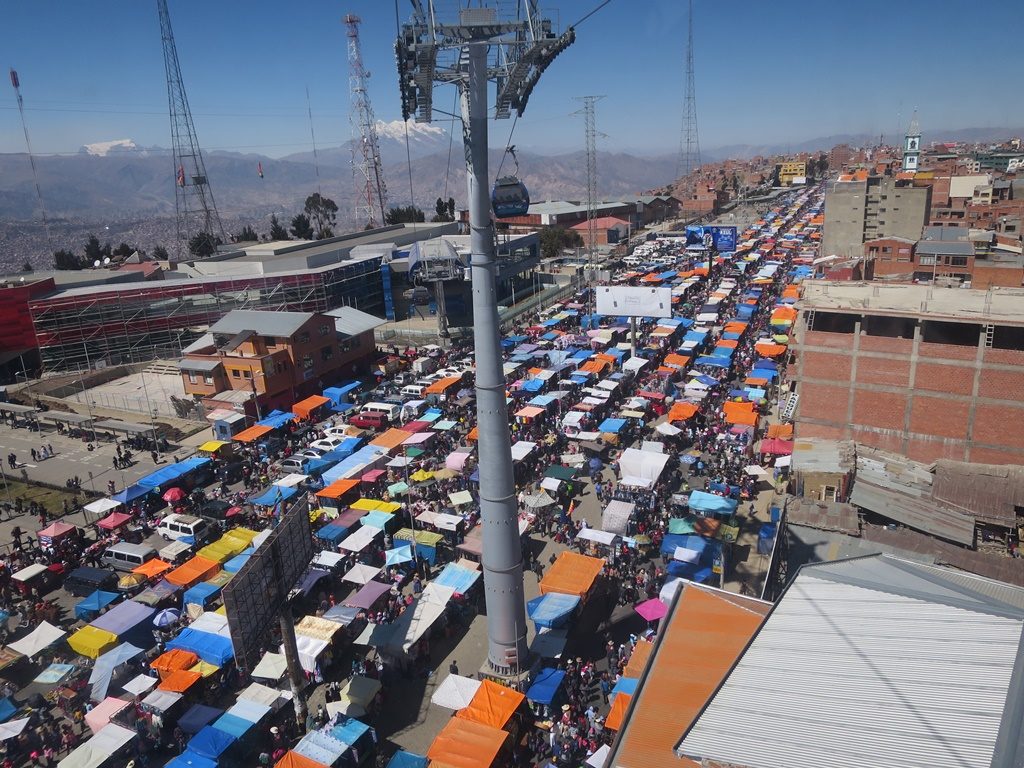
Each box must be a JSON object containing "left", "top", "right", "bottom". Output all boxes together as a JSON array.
[
  {"left": 93, "top": 260, "right": 101, "bottom": 268},
  {"left": 103, "top": 257, "right": 111, "bottom": 265}
]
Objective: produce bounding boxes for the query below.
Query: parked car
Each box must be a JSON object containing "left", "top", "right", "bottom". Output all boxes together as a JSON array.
[{"left": 310, "top": 436, "right": 346, "bottom": 453}]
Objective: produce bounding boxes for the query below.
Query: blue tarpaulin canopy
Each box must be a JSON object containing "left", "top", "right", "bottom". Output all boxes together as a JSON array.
[
  {"left": 695, "top": 356, "right": 730, "bottom": 368},
  {"left": 611, "top": 677, "right": 639, "bottom": 700},
  {"left": 74, "top": 590, "right": 119, "bottom": 621},
  {"left": 211, "top": 713, "right": 254, "bottom": 740},
  {"left": 316, "top": 522, "right": 349, "bottom": 542},
  {"left": 223, "top": 554, "right": 250, "bottom": 573},
  {"left": 111, "top": 484, "right": 150, "bottom": 503},
  {"left": 722, "top": 332, "right": 742, "bottom": 340},
  {"left": 688, "top": 490, "right": 739, "bottom": 517},
  {"left": 385, "top": 546, "right": 413, "bottom": 567},
  {"left": 529, "top": 395, "right": 555, "bottom": 408},
  {"left": 692, "top": 374, "right": 717, "bottom": 387},
  {"left": 526, "top": 667, "right": 566, "bottom": 705},
  {"left": 255, "top": 410, "right": 295, "bottom": 430},
  {"left": 183, "top": 582, "right": 221, "bottom": 609},
  {"left": 249, "top": 485, "right": 297, "bottom": 506},
  {"left": 387, "top": 751, "right": 429, "bottom": 768},
  {"left": 166, "top": 751, "right": 217, "bottom": 768},
  {"left": 754, "top": 359, "right": 778, "bottom": 371},
  {"left": 166, "top": 628, "right": 234, "bottom": 666},
  {"left": 433, "top": 563, "right": 481, "bottom": 595},
  {"left": 297, "top": 568, "right": 332, "bottom": 597},
  {"left": 187, "top": 725, "right": 236, "bottom": 760},
  {"left": 527, "top": 593, "right": 580, "bottom": 629},
  {"left": 683, "top": 331, "right": 707, "bottom": 344},
  {"left": 598, "top": 418, "right": 627, "bottom": 433},
  {"left": 521, "top": 379, "right": 545, "bottom": 393},
  {"left": 331, "top": 717, "right": 371, "bottom": 746},
  {"left": 0, "top": 698, "right": 15, "bottom": 724},
  {"left": 178, "top": 704, "right": 223, "bottom": 734}
]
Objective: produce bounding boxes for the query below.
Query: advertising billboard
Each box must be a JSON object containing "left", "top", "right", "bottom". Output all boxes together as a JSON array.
[
  {"left": 595, "top": 286, "right": 673, "bottom": 318},
  {"left": 685, "top": 225, "right": 738, "bottom": 252}
]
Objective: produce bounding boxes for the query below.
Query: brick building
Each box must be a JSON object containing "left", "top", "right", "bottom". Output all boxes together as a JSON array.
[
  {"left": 178, "top": 308, "right": 382, "bottom": 415},
  {"left": 792, "top": 281, "right": 1024, "bottom": 465},
  {"left": 570, "top": 216, "right": 630, "bottom": 247}
]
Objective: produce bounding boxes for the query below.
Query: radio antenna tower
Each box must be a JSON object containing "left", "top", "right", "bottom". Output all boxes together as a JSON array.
[
  {"left": 345, "top": 14, "right": 388, "bottom": 229},
  {"left": 9, "top": 69, "right": 51, "bottom": 251},
  {"left": 397, "top": 0, "right": 575, "bottom": 679},
  {"left": 676, "top": 0, "right": 701, "bottom": 182},
  {"left": 574, "top": 95, "right": 604, "bottom": 272},
  {"left": 157, "top": 0, "right": 224, "bottom": 259}
]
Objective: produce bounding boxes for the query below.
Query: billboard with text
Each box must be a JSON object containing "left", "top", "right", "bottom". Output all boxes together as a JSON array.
[
  {"left": 685, "top": 225, "right": 738, "bottom": 252},
  {"left": 595, "top": 286, "right": 673, "bottom": 318}
]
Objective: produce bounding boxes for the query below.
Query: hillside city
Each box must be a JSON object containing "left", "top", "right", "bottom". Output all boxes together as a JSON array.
[{"left": 0, "top": 3, "right": 1023, "bottom": 768}]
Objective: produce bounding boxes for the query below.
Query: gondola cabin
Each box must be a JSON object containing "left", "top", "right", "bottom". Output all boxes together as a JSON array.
[{"left": 491, "top": 176, "right": 530, "bottom": 218}]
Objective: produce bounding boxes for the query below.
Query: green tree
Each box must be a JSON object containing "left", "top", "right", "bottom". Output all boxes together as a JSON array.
[
  {"left": 236, "top": 225, "right": 259, "bottom": 242},
  {"left": 432, "top": 197, "right": 449, "bottom": 222},
  {"left": 112, "top": 242, "right": 135, "bottom": 259},
  {"left": 188, "top": 231, "right": 222, "bottom": 259},
  {"left": 447, "top": 197, "right": 456, "bottom": 220},
  {"left": 21, "top": 260, "right": 33, "bottom": 272},
  {"left": 269, "top": 215, "right": 290, "bottom": 241},
  {"left": 84, "top": 234, "right": 105, "bottom": 265},
  {"left": 384, "top": 205, "right": 425, "bottom": 225},
  {"left": 290, "top": 213, "right": 315, "bottom": 240},
  {"left": 539, "top": 227, "right": 583, "bottom": 260},
  {"left": 303, "top": 193, "right": 338, "bottom": 239},
  {"left": 53, "top": 249, "right": 84, "bottom": 270},
  {"left": 152, "top": 245, "right": 169, "bottom": 261}
]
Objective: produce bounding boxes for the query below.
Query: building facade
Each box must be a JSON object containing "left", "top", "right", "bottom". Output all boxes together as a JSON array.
[
  {"left": 793, "top": 281, "right": 1024, "bottom": 465},
  {"left": 822, "top": 174, "right": 931, "bottom": 258}
]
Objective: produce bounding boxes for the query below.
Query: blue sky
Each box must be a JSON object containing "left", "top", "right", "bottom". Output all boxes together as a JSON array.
[{"left": 1, "top": 0, "right": 1022, "bottom": 158}]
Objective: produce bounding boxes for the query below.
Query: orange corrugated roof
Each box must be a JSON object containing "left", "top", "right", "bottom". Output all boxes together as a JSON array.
[
  {"left": 232, "top": 424, "right": 273, "bottom": 443},
  {"left": 624, "top": 639, "right": 654, "bottom": 677},
  {"left": 610, "top": 585, "right": 769, "bottom": 768},
  {"left": 316, "top": 478, "right": 360, "bottom": 500},
  {"left": 456, "top": 679, "right": 525, "bottom": 729},
  {"left": 425, "top": 376, "right": 462, "bottom": 395},
  {"left": 370, "top": 427, "right": 414, "bottom": 451},
  {"left": 539, "top": 552, "right": 604, "bottom": 598},
  {"left": 428, "top": 718, "right": 508, "bottom": 768}
]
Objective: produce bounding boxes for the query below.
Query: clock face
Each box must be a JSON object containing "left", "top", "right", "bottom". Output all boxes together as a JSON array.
[{"left": 907, "top": 138, "right": 918, "bottom": 151}]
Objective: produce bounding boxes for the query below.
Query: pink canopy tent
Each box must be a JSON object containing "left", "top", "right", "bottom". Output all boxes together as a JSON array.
[
  {"left": 634, "top": 598, "right": 668, "bottom": 623},
  {"left": 97, "top": 512, "right": 133, "bottom": 531},
  {"left": 757, "top": 438, "right": 794, "bottom": 456}
]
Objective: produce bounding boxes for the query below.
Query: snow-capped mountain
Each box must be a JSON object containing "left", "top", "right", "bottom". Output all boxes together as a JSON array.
[{"left": 79, "top": 139, "right": 142, "bottom": 157}]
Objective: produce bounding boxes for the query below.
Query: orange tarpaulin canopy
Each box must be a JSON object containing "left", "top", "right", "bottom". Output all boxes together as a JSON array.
[
  {"left": 292, "top": 395, "right": 330, "bottom": 419},
  {"left": 276, "top": 752, "right": 329, "bottom": 768},
  {"left": 158, "top": 669, "right": 202, "bottom": 693},
  {"left": 782, "top": 286, "right": 800, "bottom": 299},
  {"left": 755, "top": 343, "right": 787, "bottom": 357},
  {"left": 578, "top": 360, "right": 606, "bottom": 375},
  {"left": 132, "top": 559, "right": 172, "bottom": 578},
  {"left": 766, "top": 423, "right": 794, "bottom": 440},
  {"left": 723, "top": 400, "right": 755, "bottom": 418},
  {"left": 371, "top": 428, "right": 414, "bottom": 451},
  {"left": 605, "top": 691, "right": 632, "bottom": 731},
  {"left": 457, "top": 680, "right": 526, "bottom": 729},
  {"left": 663, "top": 354, "right": 690, "bottom": 368},
  {"left": 514, "top": 406, "right": 545, "bottom": 419},
  {"left": 425, "top": 376, "right": 462, "bottom": 395},
  {"left": 316, "top": 478, "right": 360, "bottom": 500},
  {"left": 165, "top": 556, "right": 219, "bottom": 588},
  {"left": 151, "top": 649, "right": 198, "bottom": 679},
  {"left": 726, "top": 411, "right": 758, "bottom": 427},
  {"left": 467, "top": 426, "right": 479, "bottom": 441},
  {"left": 668, "top": 402, "right": 699, "bottom": 422},
  {"left": 539, "top": 552, "right": 604, "bottom": 599},
  {"left": 428, "top": 718, "right": 509, "bottom": 768},
  {"left": 723, "top": 322, "right": 748, "bottom": 334},
  {"left": 772, "top": 306, "right": 798, "bottom": 321},
  {"left": 745, "top": 377, "right": 769, "bottom": 387},
  {"left": 232, "top": 424, "right": 273, "bottom": 443},
  {"left": 595, "top": 353, "right": 617, "bottom": 364},
  {"left": 716, "top": 339, "right": 739, "bottom": 349}
]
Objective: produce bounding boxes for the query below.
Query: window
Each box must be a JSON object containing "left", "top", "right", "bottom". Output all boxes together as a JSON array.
[
  {"left": 319, "top": 324, "right": 331, "bottom": 337},
  {"left": 204, "top": 374, "right": 214, "bottom": 385},
  {"left": 881, "top": 246, "right": 892, "bottom": 253},
  {"left": 188, "top": 372, "right": 197, "bottom": 384},
  {"left": 242, "top": 369, "right": 252, "bottom": 379},
  {"left": 298, "top": 332, "right": 311, "bottom": 344},
  {"left": 321, "top": 346, "right": 334, "bottom": 362},
  {"left": 302, "top": 354, "right": 314, "bottom": 370},
  {"left": 950, "top": 256, "right": 968, "bottom": 267},
  {"left": 231, "top": 369, "right": 241, "bottom": 379},
  {"left": 918, "top": 255, "right": 937, "bottom": 266}
]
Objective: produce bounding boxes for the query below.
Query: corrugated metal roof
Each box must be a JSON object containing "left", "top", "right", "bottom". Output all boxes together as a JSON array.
[
  {"left": 849, "top": 481, "right": 976, "bottom": 546},
  {"left": 931, "top": 460, "right": 1024, "bottom": 527},
  {"left": 785, "top": 499, "right": 860, "bottom": 535},
  {"left": 176, "top": 358, "right": 222, "bottom": 373},
  {"left": 325, "top": 306, "right": 386, "bottom": 338},
  {"left": 608, "top": 584, "right": 769, "bottom": 768},
  {"left": 790, "top": 439, "right": 855, "bottom": 474},
  {"left": 209, "top": 310, "right": 312, "bottom": 337},
  {"left": 915, "top": 240, "right": 975, "bottom": 256},
  {"left": 677, "top": 556, "right": 1024, "bottom": 768}
]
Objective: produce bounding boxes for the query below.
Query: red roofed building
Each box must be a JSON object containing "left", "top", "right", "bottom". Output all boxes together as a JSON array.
[{"left": 570, "top": 216, "right": 631, "bottom": 247}]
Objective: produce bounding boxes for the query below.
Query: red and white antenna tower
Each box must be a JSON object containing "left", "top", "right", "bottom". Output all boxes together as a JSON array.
[{"left": 344, "top": 13, "right": 388, "bottom": 229}]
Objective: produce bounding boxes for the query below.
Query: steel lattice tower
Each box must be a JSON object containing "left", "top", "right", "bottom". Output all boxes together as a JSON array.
[
  {"left": 576, "top": 95, "right": 603, "bottom": 263},
  {"left": 345, "top": 14, "right": 388, "bottom": 229},
  {"left": 676, "top": 0, "right": 701, "bottom": 182},
  {"left": 157, "top": 0, "right": 224, "bottom": 259}
]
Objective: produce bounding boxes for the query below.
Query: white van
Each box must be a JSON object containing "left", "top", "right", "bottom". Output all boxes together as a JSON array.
[
  {"left": 101, "top": 542, "right": 159, "bottom": 573},
  {"left": 360, "top": 402, "right": 402, "bottom": 422},
  {"left": 158, "top": 513, "right": 211, "bottom": 544},
  {"left": 401, "top": 384, "right": 425, "bottom": 398}
]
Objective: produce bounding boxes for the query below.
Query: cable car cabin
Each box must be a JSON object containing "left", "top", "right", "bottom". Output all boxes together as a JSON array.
[{"left": 491, "top": 176, "right": 530, "bottom": 218}]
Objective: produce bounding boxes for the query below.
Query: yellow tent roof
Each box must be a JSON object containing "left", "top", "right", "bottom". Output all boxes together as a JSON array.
[
  {"left": 410, "top": 469, "right": 435, "bottom": 483},
  {"left": 350, "top": 498, "right": 402, "bottom": 513},
  {"left": 198, "top": 440, "right": 229, "bottom": 453},
  {"left": 68, "top": 626, "right": 119, "bottom": 659},
  {"left": 189, "top": 660, "right": 220, "bottom": 678}
]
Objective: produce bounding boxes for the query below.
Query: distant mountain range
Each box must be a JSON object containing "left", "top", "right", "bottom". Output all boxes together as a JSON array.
[{"left": 0, "top": 121, "right": 1019, "bottom": 270}]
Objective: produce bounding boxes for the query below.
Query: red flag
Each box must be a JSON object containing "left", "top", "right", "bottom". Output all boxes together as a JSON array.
[
  {"left": 176, "top": 165, "right": 185, "bottom": 187},
  {"left": 257, "top": 161, "right": 264, "bottom": 179}
]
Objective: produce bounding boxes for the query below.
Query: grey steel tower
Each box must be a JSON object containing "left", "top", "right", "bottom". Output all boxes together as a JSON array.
[
  {"left": 157, "top": 0, "right": 225, "bottom": 259},
  {"left": 677, "top": 0, "right": 701, "bottom": 181},
  {"left": 396, "top": 1, "right": 574, "bottom": 676},
  {"left": 345, "top": 13, "right": 389, "bottom": 229}
]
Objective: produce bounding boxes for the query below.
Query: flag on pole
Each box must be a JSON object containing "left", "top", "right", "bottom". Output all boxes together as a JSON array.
[
  {"left": 257, "top": 161, "right": 263, "bottom": 179},
  {"left": 176, "top": 165, "right": 185, "bottom": 187}
]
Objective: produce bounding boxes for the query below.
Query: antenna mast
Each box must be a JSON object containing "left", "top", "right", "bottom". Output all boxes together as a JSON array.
[
  {"left": 157, "top": 0, "right": 225, "bottom": 259},
  {"left": 9, "top": 69, "right": 51, "bottom": 251},
  {"left": 346, "top": 13, "right": 388, "bottom": 229},
  {"left": 676, "top": 0, "right": 701, "bottom": 183}
]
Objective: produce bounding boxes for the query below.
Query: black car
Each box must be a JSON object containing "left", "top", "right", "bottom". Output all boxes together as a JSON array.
[
  {"left": 198, "top": 499, "right": 235, "bottom": 531},
  {"left": 64, "top": 567, "right": 118, "bottom": 597}
]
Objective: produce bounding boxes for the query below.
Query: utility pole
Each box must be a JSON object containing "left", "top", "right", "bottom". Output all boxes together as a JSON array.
[
  {"left": 157, "top": 0, "right": 225, "bottom": 259},
  {"left": 345, "top": 14, "right": 389, "bottom": 228},
  {"left": 396, "top": 1, "right": 575, "bottom": 678}
]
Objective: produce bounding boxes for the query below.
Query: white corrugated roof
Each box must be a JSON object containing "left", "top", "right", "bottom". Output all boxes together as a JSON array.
[{"left": 676, "top": 556, "right": 1024, "bottom": 768}]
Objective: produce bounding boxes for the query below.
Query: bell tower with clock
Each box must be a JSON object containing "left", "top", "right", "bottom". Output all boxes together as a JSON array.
[{"left": 902, "top": 111, "right": 921, "bottom": 172}]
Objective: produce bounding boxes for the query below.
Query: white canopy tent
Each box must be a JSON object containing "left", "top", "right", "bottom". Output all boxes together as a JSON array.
[
  {"left": 251, "top": 651, "right": 288, "bottom": 681},
  {"left": 601, "top": 500, "right": 635, "bottom": 535},
  {"left": 431, "top": 674, "right": 482, "bottom": 710},
  {"left": 617, "top": 448, "right": 670, "bottom": 489},
  {"left": 576, "top": 528, "right": 619, "bottom": 546},
  {"left": 8, "top": 621, "right": 66, "bottom": 658}
]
